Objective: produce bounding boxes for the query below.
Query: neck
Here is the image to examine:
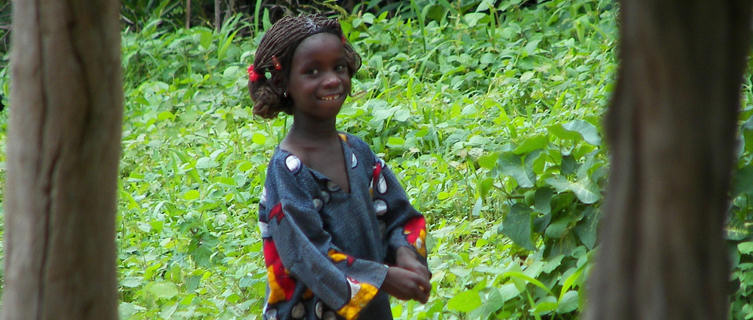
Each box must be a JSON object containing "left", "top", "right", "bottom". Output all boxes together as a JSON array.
[{"left": 287, "top": 113, "right": 338, "bottom": 143}]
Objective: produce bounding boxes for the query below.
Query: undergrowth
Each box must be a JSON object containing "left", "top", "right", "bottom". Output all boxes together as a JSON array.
[{"left": 0, "top": 0, "right": 752, "bottom": 319}]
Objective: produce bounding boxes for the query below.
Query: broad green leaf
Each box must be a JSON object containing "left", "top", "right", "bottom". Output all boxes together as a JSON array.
[
  {"left": 119, "top": 302, "right": 145, "bottom": 319},
  {"left": 252, "top": 132, "right": 266, "bottom": 145},
  {"left": 198, "top": 29, "right": 212, "bottom": 49},
  {"left": 501, "top": 204, "right": 534, "bottom": 250},
  {"left": 394, "top": 108, "right": 411, "bottom": 122},
  {"left": 122, "top": 277, "right": 142, "bottom": 288},
  {"left": 546, "top": 176, "right": 600, "bottom": 204},
  {"left": 549, "top": 234, "right": 580, "bottom": 257},
  {"left": 463, "top": 13, "right": 486, "bottom": 27},
  {"left": 557, "top": 291, "right": 579, "bottom": 313},
  {"left": 469, "top": 286, "right": 507, "bottom": 319},
  {"left": 520, "top": 71, "right": 535, "bottom": 82},
  {"left": 534, "top": 187, "right": 553, "bottom": 214},
  {"left": 158, "top": 111, "right": 175, "bottom": 121},
  {"left": 238, "top": 160, "right": 253, "bottom": 172},
  {"left": 185, "top": 275, "right": 201, "bottom": 292},
  {"left": 183, "top": 190, "right": 200, "bottom": 201},
  {"left": 387, "top": 136, "right": 405, "bottom": 147},
  {"left": 561, "top": 154, "right": 577, "bottom": 176},
  {"left": 478, "top": 177, "right": 494, "bottom": 198},
  {"left": 733, "top": 165, "right": 753, "bottom": 196},
  {"left": 533, "top": 213, "right": 552, "bottom": 233},
  {"left": 476, "top": 0, "right": 495, "bottom": 12},
  {"left": 562, "top": 120, "right": 601, "bottom": 145},
  {"left": 498, "top": 152, "right": 536, "bottom": 188},
  {"left": 391, "top": 304, "right": 403, "bottom": 318},
  {"left": 196, "top": 157, "right": 219, "bottom": 169},
  {"left": 548, "top": 124, "right": 583, "bottom": 142},
  {"left": 160, "top": 302, "right": 178, "bottom": 319},
  {"left": 498, "top": 282, "right": 521, "bottom": 302},
  {"left": 739, "top": 242, "right": 753, "bottom": 255},
  {"left": 478, "top": 153, "right": 498, "bottom": 169},
  {"left": 574, "top": 207, "right": 600, "bottom": 249},
  {"left": 545, "top": 217, "right": 570, "bottom": 239},
  {"left": 472, "top": 197, "right": 483, "bottom": 217},
  {"left": 542, "top": 255, "right": 564, "bottom": 273},
  {"left": 513, "top": 135, "right": 548, "bottom": 154},
  {"left": 560, "top": 267, "right": 584, "bottom": 300},
  {"left": 148, "top": 282, "right": 179, "bottom": 300},
  {"left": 533, "top": 296, "right": 558, "bottom": 315},
  {"left": 447, "top": 289, "right": 482, "bottom": 312}
]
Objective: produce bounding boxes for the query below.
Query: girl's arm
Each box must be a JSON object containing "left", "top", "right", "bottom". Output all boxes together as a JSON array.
[
  {"left": 347, "top": 134, "right": 431, "bottom": 278},
  {"left": 369, "top": 157, "right": 430, "bottom": 273}
]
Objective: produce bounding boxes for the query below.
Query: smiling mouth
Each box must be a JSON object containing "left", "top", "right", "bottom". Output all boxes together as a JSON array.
[{"left": 319, "top": 94, "right": 342, "bottom": 101}]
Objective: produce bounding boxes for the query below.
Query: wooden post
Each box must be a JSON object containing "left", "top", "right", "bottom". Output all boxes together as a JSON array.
[
  {"left": 585, "top": 1, "right": 753, "bottom": 319},
  {"left": 3, "top": 0, "right": 123, "bottom": 318}
]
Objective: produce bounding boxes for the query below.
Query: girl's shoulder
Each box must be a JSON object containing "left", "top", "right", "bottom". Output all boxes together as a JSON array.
[
  {"left": 338, "top": 131, "right": 373, "bottom": 155},
  {"left": 265, "top": 147, "right": 308, "bottom": 181}
]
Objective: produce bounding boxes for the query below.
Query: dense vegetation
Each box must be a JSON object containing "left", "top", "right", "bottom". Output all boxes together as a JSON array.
[{"left": 0, "top": 0, "right": 752, "bottom": 318}]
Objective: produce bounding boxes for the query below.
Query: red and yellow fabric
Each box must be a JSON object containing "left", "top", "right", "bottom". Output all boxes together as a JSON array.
[
  {"left": 403, "top": 216, "right": 427, "bottom": 257},
  {"left": 263, "top": 238, "right": 296, "bottom": 304},
  {"left": 337, "top": 277, "right": 379, "bottom": 320},
  {"left": 328, "top": 249, "right": 356, "bottom": 266}
]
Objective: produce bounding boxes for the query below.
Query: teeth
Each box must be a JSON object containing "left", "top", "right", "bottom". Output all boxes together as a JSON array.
[{"left": 320, "top": 95, "right": 340, "bottom": 101}]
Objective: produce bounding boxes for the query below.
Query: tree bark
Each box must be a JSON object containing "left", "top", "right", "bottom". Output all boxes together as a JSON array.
[
  {"left": 186, "top": 0, "right": 191, "bottom": 29},
  {"left": 215, "top": 0, "right": 221, "bottom": 32},
  {"left": 3, "top": 0, "right": 123, "bottom": 319},
  {"left": 586, "top": 1, "right": 753, "bottom": 319},
  {"left": 224, "top": 0, "right": 236, "bottom": 26}
]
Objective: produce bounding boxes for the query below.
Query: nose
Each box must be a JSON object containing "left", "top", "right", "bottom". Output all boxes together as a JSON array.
[{"left": 322, "top": 71, "right": 341, "bottom": 89}]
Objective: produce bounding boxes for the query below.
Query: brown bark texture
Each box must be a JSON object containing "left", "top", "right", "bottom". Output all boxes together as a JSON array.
[
  {"left": 3, "top": 0, "right": 123, "bottom": 319},
  {"left": 186, "top": 0, "right": 192, "bottom": 29},
  {"left": 585, "top": 1, "right": 753, "bottom": 319},
  {"left": 215, "top": 0, "right": 221, "bottom": 31}
]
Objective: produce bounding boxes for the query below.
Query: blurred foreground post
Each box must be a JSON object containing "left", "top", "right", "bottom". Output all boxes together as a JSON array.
[
  {"left": 586, "top": 1, "right": 753, "bottom": 319},
  {"left": 3, "top": 0, "right": 123, "bottom": 319}
]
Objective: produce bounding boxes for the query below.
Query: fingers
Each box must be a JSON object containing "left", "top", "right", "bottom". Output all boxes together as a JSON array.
[
  {"left": 384, "top": 267, "right": 432, "bottom": 303},
  {"left": 414, "top": 265, "right": 431, "bottom": 281},
  {"left": 413, "top": 274, "right": 431, "bottom": 303},
  {"left": 398, "top": 256, "right": 431, "bottom": 281}
]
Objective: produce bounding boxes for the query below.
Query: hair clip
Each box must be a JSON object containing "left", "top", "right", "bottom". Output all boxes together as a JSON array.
[
  {"left": 341, "top": 34, "right": 347, "bottom": 44},
  {"left": 248, "top": 64, "right": 261, "bottom": 82},
  {"left": 272, "top": 56, "right": 282, "bottom": 71}
]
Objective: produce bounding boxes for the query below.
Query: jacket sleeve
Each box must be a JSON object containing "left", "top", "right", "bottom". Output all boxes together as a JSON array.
[
  {"left": 260, "top": 154, "right": 388, "bottom": 320},
  {"left": 369, "top": 156, "right": 429, "bottom": 265},
  {"left": 347, "top": 134, "right": 429, "bottom": 266}
]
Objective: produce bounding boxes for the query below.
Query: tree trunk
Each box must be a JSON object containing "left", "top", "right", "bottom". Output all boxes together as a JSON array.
[
  {"left": 224, "top": 0, "right": 236, "bottom": 26},
  {"left": 3, "top": 0, "right": 123, "bottom": 319},
  {"left": 585, "top": 1, "right": 753, "bottom": 319},
  {"left": 186, "top": 0, "right": 191, "bottom": 29},
  {"left": 215, "top": 0, "right": 221, "bottom": 32}
]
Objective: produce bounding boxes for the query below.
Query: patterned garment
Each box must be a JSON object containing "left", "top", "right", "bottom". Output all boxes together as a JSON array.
[{"left": 258, "top": 133, "right": 428, "bottom": 320}]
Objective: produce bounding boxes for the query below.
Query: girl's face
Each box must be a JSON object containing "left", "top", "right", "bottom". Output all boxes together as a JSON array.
[{"left": 286, "top": 32, "right": 351, "bottom": 121}]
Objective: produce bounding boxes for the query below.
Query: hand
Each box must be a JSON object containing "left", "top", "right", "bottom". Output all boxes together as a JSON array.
[
  {"left": 381, "top": 267, "right": 431, "bottom": 303},
  {"left": 395, "top": 246, "right": 431, "bottom": 282}
]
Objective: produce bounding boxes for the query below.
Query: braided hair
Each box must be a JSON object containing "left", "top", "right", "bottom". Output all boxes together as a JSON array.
[{"left": 249, "top": 14, "right": 362, "bottom": 119}]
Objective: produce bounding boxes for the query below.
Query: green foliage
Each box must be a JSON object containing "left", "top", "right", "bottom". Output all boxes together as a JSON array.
[
  {"left": 729, "top": 54, "right": 753, "bottom": 320},
  {"left": 0, "top": 0, "right": 752, "bottom": 319},
  {"left": 117, "top": 1, "right": 619, "bottom": 317}
]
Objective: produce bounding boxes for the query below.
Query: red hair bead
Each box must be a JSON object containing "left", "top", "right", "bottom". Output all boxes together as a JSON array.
[{"left": 248, "top": 64, "right": 260, "bottom": 82}]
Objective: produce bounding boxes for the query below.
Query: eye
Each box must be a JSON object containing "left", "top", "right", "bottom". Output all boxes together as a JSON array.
[
  {"left": 335, "top": 64, "right": 347, "bottom": 73},
  {"left": 306, "top": 68, "right": 319, "bottom": 75}
]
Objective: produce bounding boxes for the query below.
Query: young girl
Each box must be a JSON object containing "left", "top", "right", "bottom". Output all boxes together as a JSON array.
[{"left": 248, "top": 15, "right": 431, "bottom": 320}]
